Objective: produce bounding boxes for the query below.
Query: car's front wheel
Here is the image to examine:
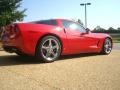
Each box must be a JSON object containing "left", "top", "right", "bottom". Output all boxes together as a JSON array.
[
  {"left": 36, "top": 36, "right": 61, "bottom": 63},
  {"left": 101, "top": 38, "right": 112, "bottom": 55}
]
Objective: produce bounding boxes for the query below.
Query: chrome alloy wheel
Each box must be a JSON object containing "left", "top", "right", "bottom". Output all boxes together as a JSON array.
[
  {"left": 104, "top": 38, "right": 112, "bottom": 54},
  {"left": 41, "top": 38, "right": 60, "bottom": 61}
]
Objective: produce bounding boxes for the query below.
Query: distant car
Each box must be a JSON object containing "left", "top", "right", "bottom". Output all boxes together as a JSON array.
[{"left": 1, "top": 19, "right": 113, "bottom": 62}]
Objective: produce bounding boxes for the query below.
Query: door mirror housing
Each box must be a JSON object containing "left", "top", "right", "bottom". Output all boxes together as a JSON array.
[
  {"left": 86, "top": 28, "right": 91, "bottom": 33},
  {"left": 80, "top": 28, "right": 90, "bottom": 35}
]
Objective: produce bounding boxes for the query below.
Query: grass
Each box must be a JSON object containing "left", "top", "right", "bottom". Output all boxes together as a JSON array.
[{"left": 112, "top": 39, "right": 120, "bottom": 43}]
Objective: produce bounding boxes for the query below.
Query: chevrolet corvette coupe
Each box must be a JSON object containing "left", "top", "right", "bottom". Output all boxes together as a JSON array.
[{"left": 1, "top": 19, "right": 112, "bottom": 62}]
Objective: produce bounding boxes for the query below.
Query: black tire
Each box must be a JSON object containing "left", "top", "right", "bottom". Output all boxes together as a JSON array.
[
  {"left": 36, "top": 36, "right": 61, "bottom": 63},
  {"left": 101, "top": 38, "right": 112, "bottom": 55}
]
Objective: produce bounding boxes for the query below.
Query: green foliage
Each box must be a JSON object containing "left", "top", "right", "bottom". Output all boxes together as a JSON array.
[
  {"left": 92, "top": 26, "right": 120, "bottom": 33},
  {"left": 92, "top": 26, "right": 120, "bottom": 43},
  {"left": 0, "top": 0, "right": 26, "bottom": 26},
  {"left": 117, "top": 27, "right": 120, "bottom": 31}
]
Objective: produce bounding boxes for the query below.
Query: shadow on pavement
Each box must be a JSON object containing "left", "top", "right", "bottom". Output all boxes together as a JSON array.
[
  {"left": 0, "top": 53, "right": 101, "bottom": 66},
  {"left": 0, "top": 55, "right": 42, "bottom": 66}
]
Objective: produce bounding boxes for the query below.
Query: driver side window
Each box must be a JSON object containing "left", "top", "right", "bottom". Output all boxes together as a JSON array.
[
  {"left": 76, "top": 23, "right": 86, "bottom": 33},
  {"left": 62, "top": 20, "right": 86, "bottom": 33}
]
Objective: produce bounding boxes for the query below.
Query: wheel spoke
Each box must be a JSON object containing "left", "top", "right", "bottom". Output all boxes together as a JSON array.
[
  {"left": 52, "top": 45, "right": 58, "bottom": 49},
  {"left": 42, "top": 46, "right": 49, "bottom": 50},
  {"left": 105, "top": 44, "right": 108, "bottom": 48},
  {"left": 51, "top": 51, "right": 55, "bottom": 56},
  {"left": 46, "top": 52, "right": 50, "bottom": 57},
  {"left": 104, "top": 39, "right": 112, "bottom": 54},
  {"left": 49, "top": 39, "right": 52, "bottom": 47},
  {"left": 41, "top": 37, "right": 60, "bottom": 61}
]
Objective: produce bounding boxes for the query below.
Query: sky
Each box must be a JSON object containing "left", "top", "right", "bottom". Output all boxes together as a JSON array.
[{"left": 21, "top": 0, "right": 120, "bottom": 29}]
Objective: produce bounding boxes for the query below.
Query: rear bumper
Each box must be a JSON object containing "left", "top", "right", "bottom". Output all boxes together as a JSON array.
[
  {"left": 1, "top": 35, "right": 35, "bottom": 56},
  {"left": 3, "top": 45, "right": 22, "bottom": 53},
  {"left": 1, "top": 36, "right": 25, "bottom": 54},
  {"left": 2, "top": 44, "right": 34, "bottom": 56}
]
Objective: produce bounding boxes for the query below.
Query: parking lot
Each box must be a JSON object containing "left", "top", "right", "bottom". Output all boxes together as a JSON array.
[{"left": 0, "top": 44, "right": 120, "bottom": 90}]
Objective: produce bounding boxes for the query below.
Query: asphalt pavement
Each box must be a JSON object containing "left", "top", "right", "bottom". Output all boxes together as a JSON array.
[
  {"left": 0, "top": 48, "right": 120, "bottom": 90},
  {"left": 113, "top": 43, "right": 120, "bottom": 50}
]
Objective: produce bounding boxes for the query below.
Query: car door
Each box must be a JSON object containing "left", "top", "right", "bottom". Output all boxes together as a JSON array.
[
  {"left": 75, "top": 24, "right": 99, "bottom": 53},
  {"left": 62, "top": 20, "right": 99, "bottom": 54}
]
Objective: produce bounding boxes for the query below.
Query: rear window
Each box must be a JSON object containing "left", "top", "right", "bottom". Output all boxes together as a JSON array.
[{"left": 33, "top": 20, "right": 58, "bottom": 26}]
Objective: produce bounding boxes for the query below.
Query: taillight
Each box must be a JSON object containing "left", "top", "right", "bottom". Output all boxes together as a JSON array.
[{"left": 9, "top": 24, "right": 19, "bottom": 39}]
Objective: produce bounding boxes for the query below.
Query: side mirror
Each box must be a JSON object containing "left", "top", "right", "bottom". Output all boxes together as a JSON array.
[
  {"left": 80, "top": 28, "right": 91, "bottom": 36},
  {"left": 86, "top": 28, "right": 90, "bottom": 33}
]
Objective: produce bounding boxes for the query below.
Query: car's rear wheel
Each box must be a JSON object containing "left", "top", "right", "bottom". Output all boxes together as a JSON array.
[
  {"left": 101, "top": 38, "right": 112, "bottom": 55},
  {"left": 36, "top": 36, "right": 61, "bottom": 63}
]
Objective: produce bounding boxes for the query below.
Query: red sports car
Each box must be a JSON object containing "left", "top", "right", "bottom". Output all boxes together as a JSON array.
[{"left": 1, "top": 19, "right": 112, "bottom": 62}]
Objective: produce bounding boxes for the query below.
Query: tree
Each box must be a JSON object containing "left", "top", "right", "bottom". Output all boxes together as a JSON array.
[
  {"left": 92, "top": 26, "right": 120, "bottom": 33},
  {"left": 108, "top": 27, "right": 116, "bottom": 31},
  {"left": 117, "top": 27, "right": 120, "bottom": 31},
  {"left": 92, "top": 26, "right": 106, "bottom": 33},
  {"left": 0, "top": 0, "right": 26, "bottom": 27}
]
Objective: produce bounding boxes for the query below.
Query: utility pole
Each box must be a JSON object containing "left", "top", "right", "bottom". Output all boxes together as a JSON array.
[{"left": 80, "top": 3, "right": 91, "bottom": 28}]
